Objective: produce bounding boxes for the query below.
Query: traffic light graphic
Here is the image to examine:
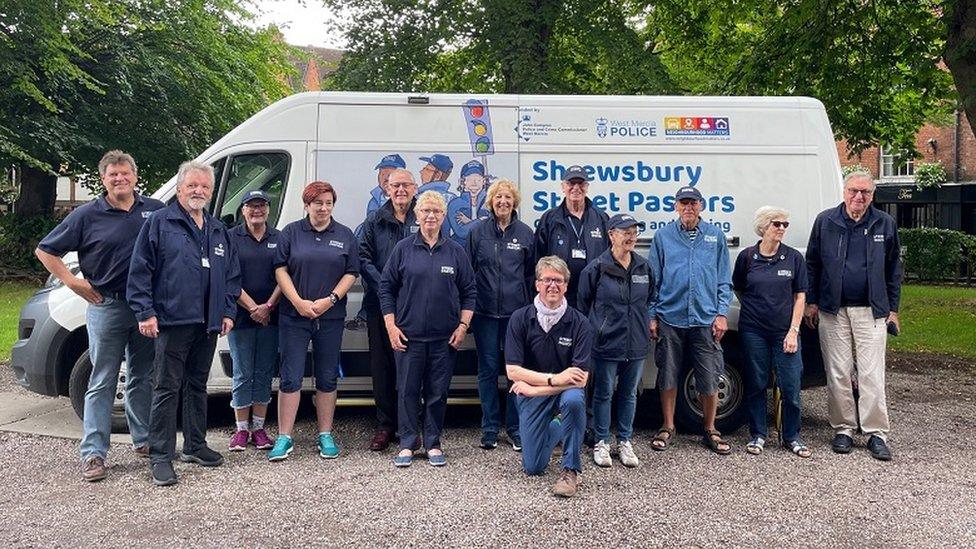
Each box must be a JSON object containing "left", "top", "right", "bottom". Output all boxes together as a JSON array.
[{"left": 463, "top": 99, "right": 494, "bottom": 156}]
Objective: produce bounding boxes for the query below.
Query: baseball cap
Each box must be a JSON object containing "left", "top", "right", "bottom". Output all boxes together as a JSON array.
[
  {"left": 374, "top": 154, "right": 406, "bottom": 170},
  {"left": 608, "top": 213, "right": 646, "bottom": 232},
  {"left": 419, "top": 154, "right": 454, "bottom": 173},
  {"left": 460, "top": 160, "right": 485, "bottom": 178},
  {"left": 562, "top": 165, "right": 591, "bottom": 182},
  {"left": 241, "top": 190, "right": 270, "bottom": 206},
  {"left": 674, "top": 186, "right": 704, "bottom": 201}
]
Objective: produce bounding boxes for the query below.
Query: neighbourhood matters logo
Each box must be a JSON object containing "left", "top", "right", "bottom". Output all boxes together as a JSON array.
[
  {"left": 664, "top": 116, "right": 730, "bottom": 137},
  {"left": 596, "top": 117, "right": 658, "bottom": 139}
]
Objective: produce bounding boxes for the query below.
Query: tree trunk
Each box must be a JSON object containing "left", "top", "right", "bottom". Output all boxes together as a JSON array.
[
  {"left": 13, "top": 164, "right": 57, "bottom": 217},
  {"left": 944, "top": 0, "right": 976, "bottom": 143}
]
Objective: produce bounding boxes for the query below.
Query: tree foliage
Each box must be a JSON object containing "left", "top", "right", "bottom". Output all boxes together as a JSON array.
[{"left": 0, "top": 0, "right": 297, "bottom": 213}]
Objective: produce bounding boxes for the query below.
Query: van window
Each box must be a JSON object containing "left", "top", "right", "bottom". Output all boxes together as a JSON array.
[{"left": 215, "top": 152, "right": 290, "bottom": 227}]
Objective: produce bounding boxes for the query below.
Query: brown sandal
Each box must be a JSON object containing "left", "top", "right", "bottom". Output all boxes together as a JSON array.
[
  {"left": 651, "top": 427, "right": 675, "bottom": 451},
  {"left": 703, "top": 429, "right": 732, "bottom": 455}
]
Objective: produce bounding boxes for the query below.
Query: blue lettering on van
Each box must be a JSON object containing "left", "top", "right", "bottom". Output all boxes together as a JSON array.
[
  {"left": 531, "top": 160, "right": 702, "bottom": 186},
  {"left": 534, "top": 189, "right": 734, "bottom": 216}
]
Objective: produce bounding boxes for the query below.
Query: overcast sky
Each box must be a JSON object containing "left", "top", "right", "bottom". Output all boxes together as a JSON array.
[{"left": 250, "top": 0, "right": 345, "bottom": 49}]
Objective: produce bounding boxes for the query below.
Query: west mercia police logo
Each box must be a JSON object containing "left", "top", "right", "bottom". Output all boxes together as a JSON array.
[{"left": 596, "top": 117, "right": 608, "bottom": 138}]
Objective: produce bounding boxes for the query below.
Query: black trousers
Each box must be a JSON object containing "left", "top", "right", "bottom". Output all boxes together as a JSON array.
[
  {"left": 366, "top": 311, "right": 397, "bottom": 431},
  {"left": 148, "top": 324, "right": 217, "bottom": 464}
]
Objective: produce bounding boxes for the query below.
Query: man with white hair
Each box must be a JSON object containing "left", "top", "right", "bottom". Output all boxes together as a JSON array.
[
  {"left": 127, "top": 160, "right": 241, "bottom": 485},
  {"left": 804, "top": 171, "right": 902, "bottom": 461}
]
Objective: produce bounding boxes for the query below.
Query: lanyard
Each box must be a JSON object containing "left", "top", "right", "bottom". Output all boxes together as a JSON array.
[{"left": 567, "top": 214, "right": 585, "bottom": 245}]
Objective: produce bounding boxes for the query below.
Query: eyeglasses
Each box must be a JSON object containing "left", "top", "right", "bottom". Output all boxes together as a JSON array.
[
  {"left": 389, "top": 182, "right": 415, "bottom": 189},
  {"left": 243, "top": 203, "right": 268, "bottom": 210},
  {"left": 613, "top": 228, "right": 642, "bottom": 237},
  {"left": 538, "top": 277, "right": 566, "bottom": 287},
  {"left": 565, "top": 180, "right": 589, "bottom": 188},
  {"left": 771, "top": 221, "right": 790, "bottom": 228},
  {"left": 419, "top": 208, "right": 444, "bottom": 217},
  {"left": 846, "top": 188, "right": 874, "bottom": 197}
]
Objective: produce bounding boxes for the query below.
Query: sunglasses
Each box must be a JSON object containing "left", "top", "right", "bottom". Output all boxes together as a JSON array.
[{"left": 771, "top": 221, "right": 790, "bottom": 228}]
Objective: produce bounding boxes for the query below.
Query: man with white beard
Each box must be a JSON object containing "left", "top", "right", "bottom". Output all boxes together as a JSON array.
[{"left": 127, "top": 160, "right": 241, "bottom": 486}]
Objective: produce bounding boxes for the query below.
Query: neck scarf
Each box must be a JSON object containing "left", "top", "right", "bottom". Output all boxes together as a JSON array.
[{"left": 534, "top": 294, "right": 567, "bottom": 333}]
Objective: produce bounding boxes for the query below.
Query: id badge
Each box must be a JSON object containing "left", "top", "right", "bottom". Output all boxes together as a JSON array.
[
  {"left": 571, "top": 248, "right": 587, "bottom": 260},
  {"left": 202, "top": 257, "right": 211, "bottom": 268}
]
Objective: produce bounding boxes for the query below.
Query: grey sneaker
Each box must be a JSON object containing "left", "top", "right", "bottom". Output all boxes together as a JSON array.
[
  {"left": 593, "top": 440, "right": 612, "bottom": 467},
  {"left": 618, "top": 440, "right": 639, "bottom": 467},
  {"left": 552, "top": 468, "right": 579, "bottom": 498}
]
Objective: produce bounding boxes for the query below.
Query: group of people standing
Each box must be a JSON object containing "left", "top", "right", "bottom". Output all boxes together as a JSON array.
[{"left": 37, "top": 150, "right": 901, "bottom": 497}]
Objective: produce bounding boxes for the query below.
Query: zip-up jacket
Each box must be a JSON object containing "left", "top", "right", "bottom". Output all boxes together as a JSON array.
[
  {"left": 648, "top": 219, "right": 732, "bottom": 328},
  {"left": 577, "top": 249, "right": 654, "bottom": 360},
  {"left": 358, "top": 198, "right": 418, "bottom": 314},
  {"left": 127, "top": 201, "right": 241, "bottom": 332},
  {"left": 465, "top": 213, "right": 535, "bottom": 318},
  {"left": 805, "top": 203, "right": 902, "bottom": 318},
  {"left": 533, "top": 197, "right": 610, "bottom": 306},
  {"left": 379, "top": 232, "right": 477, "bottom": 341}
]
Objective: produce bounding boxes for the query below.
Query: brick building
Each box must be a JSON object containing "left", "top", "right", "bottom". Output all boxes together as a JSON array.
[{"left": 836, "top": 110, "right": 976, "bottom": 235}]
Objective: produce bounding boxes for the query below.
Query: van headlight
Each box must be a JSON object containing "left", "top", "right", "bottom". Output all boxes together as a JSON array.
[{"left": 44, "top": 261, "right": 81, "bottom": 289}]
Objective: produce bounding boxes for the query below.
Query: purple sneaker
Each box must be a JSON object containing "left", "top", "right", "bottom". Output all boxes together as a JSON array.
[
  {"left": 251, "top": 429, "right": 275, "bottom": 450},
  {"left": 229, "top": 430, "right": 249, "bottom": 452}
]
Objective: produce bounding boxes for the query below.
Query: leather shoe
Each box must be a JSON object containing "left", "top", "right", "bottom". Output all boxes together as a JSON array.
[
  {"left": 370, "top": 428, "right": 393, "bottom": 451},
  {"left": 831, "top": 433, "right": 854, "bottom": 454},
  {"left": 867, "top": 435, "right": 892, "bottom": 461}
]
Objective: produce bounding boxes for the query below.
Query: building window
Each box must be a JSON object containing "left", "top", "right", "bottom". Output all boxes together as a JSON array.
[{"left": 881, "top": 146, "right": 915, "bottom": 179}]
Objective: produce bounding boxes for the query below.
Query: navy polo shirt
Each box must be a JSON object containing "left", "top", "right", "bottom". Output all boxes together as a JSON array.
[
  {"left": 274, "top": 218, "right": 360, "bottom": 320},
  {"left": 841, "top": 209, "right": 870, "bottom": 306},
  {"left": 37, "top": 193, "right": 164, "bottom": 296},
  {"left": 732, "top": 243, "right": 807, "bottom": 336},
  {"left": 229, "top": 223, "right": 281, "bottom": 329},
  {"left": 504, "top": 304, "right": 592, "bottom": 374}
]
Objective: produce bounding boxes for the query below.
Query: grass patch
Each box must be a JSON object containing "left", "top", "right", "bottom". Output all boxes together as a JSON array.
[
  {"left": 889, "top": 284, "right": 976, "bottom": 359},
  {"left": 0, "top": 280, "right": 40, "bottom": 362}
]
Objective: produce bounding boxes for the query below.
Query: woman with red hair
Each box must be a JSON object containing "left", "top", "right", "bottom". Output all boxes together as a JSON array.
[{"left": 267, "top": 181, "right": 360, "bottom": 461}]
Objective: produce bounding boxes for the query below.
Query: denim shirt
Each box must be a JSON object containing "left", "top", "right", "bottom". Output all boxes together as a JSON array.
[{"left": 648, "top": 219, "right": 732, "bottom": 328}]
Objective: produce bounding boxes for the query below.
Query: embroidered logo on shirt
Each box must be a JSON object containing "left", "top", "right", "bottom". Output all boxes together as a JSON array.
[
  {"left": 632, "top": 274, "right": 649, "bottom": 284},
  {"left": 328, "top": 240, "right": 344, "bottom": 249},
  {"left": 410, "top": 225, "right": 419, "bottom": 233},
  {"left": 703, "top": 235, "right": 718, "bottom": 243},
  {"left": 873, "top": 234, "right": 885, "bottom": 242},
  {"left": 441, "top": 266, "right": 455, "bottom": 275},
  {"left": 590, "top": 228, "right": 602, "bottom": 239},
  {"left": 777, "top": 269, "right": 793, "bottom": 277},
  {"left": 267, "top": 243, "right": 277, "bottom": 249},
  {"left": 141, "top": 211, "right": 152, "bottom": 218},
  {"left": 506, "top": 242, "right": 521, "bottom": 251},
  {"left": 558, "top": 336, "right": 573, "bottom": 346},
  {"left": 214, "top": 243, "right": 225, "bottom": 257}
]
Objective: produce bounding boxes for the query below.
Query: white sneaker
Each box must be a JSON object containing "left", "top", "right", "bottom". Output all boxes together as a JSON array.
[
  {"left": 618, "top": 440, "right": 639, "bottom": 467},
  {"left": 593, "top": 440, "right": 612, "bottom": 467}
]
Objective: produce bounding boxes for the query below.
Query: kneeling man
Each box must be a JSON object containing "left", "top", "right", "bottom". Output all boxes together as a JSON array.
[{"left": 506, "top": 256, "right": 592, "bottom": 498}]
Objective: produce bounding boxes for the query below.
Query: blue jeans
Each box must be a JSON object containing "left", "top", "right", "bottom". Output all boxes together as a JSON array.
[
  {"left": 740, "top": 330, "right": 803, "bottom": 442},
  {"left": 228, "top": 325, "right": 278, "bottom": 409},
  {"left": 518, "top": 387, "right": 586, "bottom": 474},
  {"left": 80, "top": 297, "right": 154, "bottom": 461},
  {"left": 472, "top": 315, "right": 519, "bottom": 438},
  {"left": 592, "top": 358, "right": 644, "bottom": 443},
  {"left": 396, "top": 339, "right": 457, "bottom": 451}
]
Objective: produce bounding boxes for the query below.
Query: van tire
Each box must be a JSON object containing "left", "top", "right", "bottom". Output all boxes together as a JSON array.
[
  {"left": 674, "top": 345, "right": 747, "bottom": 435},
  {"left": 68, "top": 351, "right": 130, "bottom": 434}
]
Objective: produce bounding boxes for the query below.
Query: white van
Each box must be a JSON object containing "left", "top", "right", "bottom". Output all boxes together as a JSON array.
[{"left": 12, "top": 92, "right": 842, "bottom": 433}]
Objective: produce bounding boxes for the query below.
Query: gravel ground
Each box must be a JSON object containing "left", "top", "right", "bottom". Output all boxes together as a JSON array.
[{"left": 1, "top": 353, "right": 974, "bottom": 548}]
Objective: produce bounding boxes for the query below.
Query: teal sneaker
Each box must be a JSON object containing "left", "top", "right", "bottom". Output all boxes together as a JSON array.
[
  {"left": 318, "top": 433, "right": 340, "bottom": 459},
  {"left": 267, "top": 435, "right": 293, "bottom": 462}
]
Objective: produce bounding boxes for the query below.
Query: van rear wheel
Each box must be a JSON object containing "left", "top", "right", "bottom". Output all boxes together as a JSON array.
[
  {"left": 68, "top": 351, "right": 130, "bottom": 434},
  {"left": 674, "top": 356, "right": 746, "bottom": 434}
]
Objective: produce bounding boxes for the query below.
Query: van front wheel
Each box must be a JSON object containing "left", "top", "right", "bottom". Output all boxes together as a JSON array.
[
  {"left": 68, "top": 351, "right": 130, "bottom": 434},
  {"left": 674, "top": 356, "right": 747, "bottom": 434}
]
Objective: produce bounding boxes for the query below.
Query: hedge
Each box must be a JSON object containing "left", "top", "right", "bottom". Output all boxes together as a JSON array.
[
  {"left": 0, "top": 213, "right": 63, "bottom": 280},
  {"left": 899, "top": 227, "right": 976, "bottom": 283}
]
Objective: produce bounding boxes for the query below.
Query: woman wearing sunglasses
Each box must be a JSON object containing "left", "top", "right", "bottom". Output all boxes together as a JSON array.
[{"left": 732, "top": 207, "right": 810, "bottom": 458}]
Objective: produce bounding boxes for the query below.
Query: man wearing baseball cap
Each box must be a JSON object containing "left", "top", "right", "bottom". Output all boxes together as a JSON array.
[
  {"left": 447, "top": 159, "right": 490, "bottom": 244},
  {"left": 366, "top": 154, "right": 407, "bottom": 219},
  {"left": 533, "top": 164, "right": 609, "bottom": 310},
  {"left": 417, "top": 153, "right": 458, "bottom": 206},
  {"left": 647, "top": 185, "right": 733, "bottom": 455}
]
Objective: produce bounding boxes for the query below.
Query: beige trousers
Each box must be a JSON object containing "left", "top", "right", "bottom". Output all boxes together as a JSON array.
[{"left": 819, "top": 307, "right": 890, "bottom": 440}]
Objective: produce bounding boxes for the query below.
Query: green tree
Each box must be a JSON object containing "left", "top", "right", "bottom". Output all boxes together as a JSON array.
[{"left": 0, "top": 0, "right": 297, "bottom": 216}]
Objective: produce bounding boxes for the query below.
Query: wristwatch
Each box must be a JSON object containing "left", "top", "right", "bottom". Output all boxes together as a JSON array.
[
  {"left": 547, "top": 375, "right": 554, "bottom": 387},
  {"left": 789, "top": 325, "right": 800, "bottom": 334},
  {"left": 328, "top": 292, "right": 339, "bottom": 305}
]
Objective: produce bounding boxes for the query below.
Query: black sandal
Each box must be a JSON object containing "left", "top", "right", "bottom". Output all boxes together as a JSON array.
[
  {"left": 703, "top": 429, "right": 732, "bottom": 455},
  {"left": 651, "top": 427, "right": 675, "bottom": 451}
]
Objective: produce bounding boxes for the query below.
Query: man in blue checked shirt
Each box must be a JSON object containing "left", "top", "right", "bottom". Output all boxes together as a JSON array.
[{"left": 647, "top": 186, "right": 733, "bottom": 455}]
